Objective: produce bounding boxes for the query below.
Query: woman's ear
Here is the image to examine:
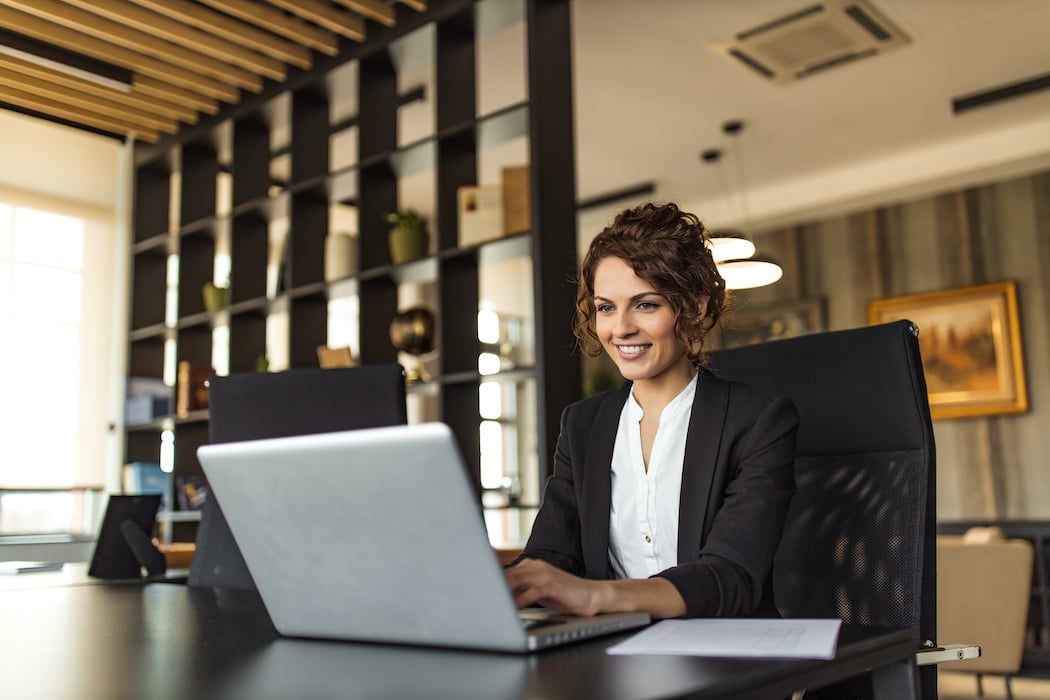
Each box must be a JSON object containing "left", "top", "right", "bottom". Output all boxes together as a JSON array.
[{"left": 698, "top": 295, "right": 710, "bottom": 319}]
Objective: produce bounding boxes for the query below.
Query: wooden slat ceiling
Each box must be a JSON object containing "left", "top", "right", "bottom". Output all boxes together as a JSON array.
[{"left": 0, "top": 0, "right": 426, "bottom": 143}]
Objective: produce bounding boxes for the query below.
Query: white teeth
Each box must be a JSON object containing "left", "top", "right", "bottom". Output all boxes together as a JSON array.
[{"left": 619, "top": 345, "right": 647, "bottom": 354}]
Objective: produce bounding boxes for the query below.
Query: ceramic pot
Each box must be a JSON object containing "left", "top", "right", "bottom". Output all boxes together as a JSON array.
[
  {"left": 389, "top": 224, "right": 429, "bottom": 264},
  {"left": 324, "top": 232, "right": 358, "bottom": 282},
  {"left": 202, "top": 282, "right": 228, "bottom": 313}
]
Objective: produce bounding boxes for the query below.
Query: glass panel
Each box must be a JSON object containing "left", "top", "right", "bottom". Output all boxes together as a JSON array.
[
  {"left": 479, "top": 256, "right": 535, "bottom": 367},
  {"left": 327, "top": 293, "right": 360, "bottom": 359},
  {"left": 476, "top": 0, "right": 526, "bottom": 117},
  {"left": 8, "top": 321, "right": 79, "bottom": 379},
  {"left": 13, "top": 207, "right": 84, "bottom": 269},
  {"left": 391, "top": 23, "right": 435, "bottom": 146},
  {"left": 0, "top": 203, "right": 11, "bottom": 256},
  {"left": 165, "top": 254, "right": 179, "bottom": 327},
  {"left": 0, "top": 492, "right": 77, "bottom": 534},
  {"left": 212, "top": 325, "right": 229, "bottom": 376},
  {"left": 0, "top": 261, "right": 9, "bottom": 318},
  {"left": 266, "top": 308, "right": 289, "bottom": 371},
  {"left": 11, "top": 264, "right": 82, "bottom": 325}
]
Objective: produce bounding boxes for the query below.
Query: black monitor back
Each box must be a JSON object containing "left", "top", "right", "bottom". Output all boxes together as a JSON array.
[{"left": 188, "top": 364, "right": 407, "bottom": 590}]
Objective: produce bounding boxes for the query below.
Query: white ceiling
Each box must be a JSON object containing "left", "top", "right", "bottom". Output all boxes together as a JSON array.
[{"left": 571, "top": 0, "right": 1050, "bottom": 232}]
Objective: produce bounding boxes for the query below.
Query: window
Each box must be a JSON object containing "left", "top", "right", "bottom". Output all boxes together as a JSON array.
[{"left": 0, "top": 195, "right": 116, "bottom": 535}]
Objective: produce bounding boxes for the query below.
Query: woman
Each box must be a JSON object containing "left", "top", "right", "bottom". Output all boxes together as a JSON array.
[{"left": 504, "top": 202, "right": 798, "bottom": 619}]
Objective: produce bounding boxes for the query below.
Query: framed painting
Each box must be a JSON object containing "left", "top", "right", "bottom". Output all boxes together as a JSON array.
[
  {"left": 716, "top": 298, "right": 826, "bottom": 350},
  {"left": 868, "top": 281, "right": 1028, "bottom": 420}
]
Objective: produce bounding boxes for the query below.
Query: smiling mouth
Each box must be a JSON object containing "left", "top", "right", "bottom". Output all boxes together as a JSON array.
[{"left": 616, "top": 344, "right": 650, "bottom": 357}]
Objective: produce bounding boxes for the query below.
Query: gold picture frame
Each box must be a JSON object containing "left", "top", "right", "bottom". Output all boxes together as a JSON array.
[{"left": 868, "top": 281, "right": 1028, "bottom": 420}]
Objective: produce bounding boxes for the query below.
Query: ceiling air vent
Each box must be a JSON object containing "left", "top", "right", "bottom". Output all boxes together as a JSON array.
[{"left": 711, "top": 0, "right": 910, "bottom": 84}]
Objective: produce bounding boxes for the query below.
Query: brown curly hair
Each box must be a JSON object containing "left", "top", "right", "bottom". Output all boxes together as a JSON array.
[{"left": 574, "top": 202, "right": 729, "bottom": 366}]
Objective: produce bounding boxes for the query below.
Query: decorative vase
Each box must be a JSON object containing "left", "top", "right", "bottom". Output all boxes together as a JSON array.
[
  {"left": 389, "top": 306, "right": 437, "bottom": 382},
  {"left": 324, "top": 231, "right": 357, "bottom": 282},
  {"left": 388, "top": 223, "right": 429, "bottom": 264},
  {"left": 202, "top": 282, "right": 228, "bottom": 313}
]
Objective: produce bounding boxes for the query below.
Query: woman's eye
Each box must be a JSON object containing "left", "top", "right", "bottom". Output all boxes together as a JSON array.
[
  {"left": 637, "top": 301, "right": 659, "bottom": 311},
  {"left": 596, "top": 304, "right": 613, "bottom": 313}
]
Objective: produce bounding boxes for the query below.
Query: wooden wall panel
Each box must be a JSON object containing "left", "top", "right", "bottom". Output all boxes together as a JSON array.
[{"left": 745, "top": 168, "right": 1050, "bottom": 519}]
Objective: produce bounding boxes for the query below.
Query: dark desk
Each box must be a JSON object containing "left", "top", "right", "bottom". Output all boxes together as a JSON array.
[{"left": 1, "top": 582, "right": 919, "bottom": 700}]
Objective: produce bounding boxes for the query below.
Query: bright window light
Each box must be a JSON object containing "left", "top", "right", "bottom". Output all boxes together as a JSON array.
[
  {"left": 160, "top": 430, "right": 175, "bottom": 474},
  {"left": 0, "top": 204, "right": 10, "bottom": 255},
  {"left": 478, "top": 352, "right": 501, "bottom": 375},
  {"left": 479, "top": 381, "right": 502, "bottom": 419},
  {"left": 0, "top": 261, "right": 9, "bottom": 318},
  {"left": 0, "top": 203, "right": 85, "bottom": 492},
  {"left": 480, "top": 420, "right": 504, "bottom": 489},
  {"left": 478, "top": 308, "right": 500, "bottom": 343},
  {"left": 11, "top": 265, "right": 82, "bottom": 324},
  {"left": 13, "top": 208, "right": 83, "bottom": 269}
]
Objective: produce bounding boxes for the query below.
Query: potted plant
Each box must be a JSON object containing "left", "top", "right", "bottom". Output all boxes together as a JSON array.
[{"left": 386, "top": 209, "right": 429, "bottom": 264}]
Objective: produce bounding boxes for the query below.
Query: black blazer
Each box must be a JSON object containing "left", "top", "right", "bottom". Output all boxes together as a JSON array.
[{"left": 521, "top": 370, "right": 798, "bottom": 618}]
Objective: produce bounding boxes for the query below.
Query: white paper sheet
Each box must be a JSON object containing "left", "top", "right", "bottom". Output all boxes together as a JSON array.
[{"left": 606, "top": 618, "right": 843, "bottom": 659}]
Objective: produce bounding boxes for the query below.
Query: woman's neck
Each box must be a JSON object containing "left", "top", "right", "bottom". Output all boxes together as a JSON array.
[{"left": 630, "top": 360, "right": 696, "bottom": 414}]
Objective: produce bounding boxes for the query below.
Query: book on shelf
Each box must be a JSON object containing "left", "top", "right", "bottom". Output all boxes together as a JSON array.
[
  {"left": 174, "top": 475, "right": 209, "bottom": 511},
  {"left": 176, "top": 361, "right": 214, "bottom": 417},
  {"left": 125, "top": 377, "right": 173, "bottom": 425},
  {"left": 501, "top": 164, "right": 531, "bottom": 235},
  {"left": 122, "top": 462, "right": 173, "bottom": 511}
]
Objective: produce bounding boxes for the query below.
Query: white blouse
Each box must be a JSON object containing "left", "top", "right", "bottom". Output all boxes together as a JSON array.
[{"left": 608, "top": 374, "right": 696, "bottom": 580}]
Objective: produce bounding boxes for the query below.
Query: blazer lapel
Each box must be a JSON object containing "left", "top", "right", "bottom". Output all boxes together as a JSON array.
[
  {"left": 580, "top": 383, "right": 630, "bottom": 579},
  {"left": 677, "top": 371, "right": 729, "bottom": 564}
]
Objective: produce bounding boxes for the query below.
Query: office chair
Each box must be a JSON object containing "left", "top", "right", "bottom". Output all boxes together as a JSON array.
[
  {"left": 188, "top": 364, "right": 407, "bottom": 590},
  {"left": 708, "top": 319, "right": 937, "bottom": 699}
]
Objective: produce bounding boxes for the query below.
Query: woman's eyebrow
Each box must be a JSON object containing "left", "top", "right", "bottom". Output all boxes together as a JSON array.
[{"left": 593, "top": 292, "right": 661, "bottom": 303}]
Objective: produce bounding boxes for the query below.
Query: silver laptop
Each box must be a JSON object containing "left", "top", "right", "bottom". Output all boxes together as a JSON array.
[{"left": 196, "top": 422, "right": 650, "bottom": 652}]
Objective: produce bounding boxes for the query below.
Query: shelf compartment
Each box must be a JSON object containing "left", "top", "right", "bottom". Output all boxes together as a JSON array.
[
  {"left": 128, "top": 335, "right": 167, "bottom": 380},
  {"left": 179, "top": 140, "right": 219, "bottom": 227},
  {"left": 134, "top": 161, "right": 171, "bottom": 243},
  {"left": 358, "top": 275, "right": 399, "bottom": 365},
  {"left": 230, "top": 211, "right": 269, "bottom": 304},
  {"left": 232, "top": 116, "right": 271, "bottom": 207},
  {"left": 176, "top": 232, "right": 216, "bottom": 318},
  {"left": 288, "top": 292, "right": 328, "bottom": 369},
  {"left": 130, "top": 248, "right": 168, "bottom": 330},
  {"left": 229, "top": 308, "right": 268, "bottom": 374},
  {"left": 438, "top": 252, "right": 481, "bottom": 376},
  {"left": 287, "top": 189, "right": 328, "bottom": 289},
  {"left": 291, "top": 87, "right": 330, "bottom": 184}
]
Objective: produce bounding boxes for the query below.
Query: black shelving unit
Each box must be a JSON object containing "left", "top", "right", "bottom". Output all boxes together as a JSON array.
[{"left": 125, "top": 0, "right": 579, "bottom": 537}]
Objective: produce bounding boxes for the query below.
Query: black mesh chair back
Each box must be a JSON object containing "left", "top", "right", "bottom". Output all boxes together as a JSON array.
[
  {"left": 188, "top": 364, "right": 407, "bottom": 590},
  {"left": 709, "top": 320, "right": 936, "bottom": 697}
]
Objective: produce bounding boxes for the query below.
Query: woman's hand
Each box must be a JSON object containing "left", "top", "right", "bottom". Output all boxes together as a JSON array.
[
  {"left": 504, "top": 558, "right": 609, "bottom": 616},
  {"left": 505, "top": 558, "right": 689, "bottom": 619}
]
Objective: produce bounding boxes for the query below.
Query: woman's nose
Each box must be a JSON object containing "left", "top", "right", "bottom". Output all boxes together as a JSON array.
[{"left": 612, "top": 311, "right": 636, "bottom": 337}]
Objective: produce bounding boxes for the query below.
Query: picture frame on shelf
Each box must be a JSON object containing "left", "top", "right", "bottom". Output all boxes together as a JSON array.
[
  {"left": 715, "top": 297, "right": 826, "bottom": 350},
  {"left": 868, "top": 280, "right": 1028, "bottom": 420},
  {"left": 458, "top": 185, "right": 503, "bottom": 247}
]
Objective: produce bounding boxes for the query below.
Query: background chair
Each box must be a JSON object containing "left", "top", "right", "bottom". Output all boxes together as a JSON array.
[
  {"left": 938, "top": 528, "right": 1034, "bottom": 699},
  {"left": 188, "top": 364, "right": 407, "bottom": 590},
  {"left": 708, "top": 319, "right": 937, "bottom": 699}
]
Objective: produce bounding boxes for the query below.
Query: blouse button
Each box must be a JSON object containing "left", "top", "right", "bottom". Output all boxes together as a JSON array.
[{"left": 644, "top": 535, "right": 652, "bottom": 543}]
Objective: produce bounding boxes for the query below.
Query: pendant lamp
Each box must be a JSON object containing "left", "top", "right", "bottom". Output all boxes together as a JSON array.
[{"left": 700, "top": 122, "right": 783, "bottom": 290}]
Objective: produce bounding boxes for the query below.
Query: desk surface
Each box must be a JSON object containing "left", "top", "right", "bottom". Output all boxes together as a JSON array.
[{"left": 1, "top": 581, "right": 918, "bottom": 700}]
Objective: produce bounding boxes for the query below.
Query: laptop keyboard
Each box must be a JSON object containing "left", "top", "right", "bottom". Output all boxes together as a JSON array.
[{"left": 518, "top": 608, "right": 566, "bottom": 630}]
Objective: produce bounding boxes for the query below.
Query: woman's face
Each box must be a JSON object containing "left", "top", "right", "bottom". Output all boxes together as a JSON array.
[{"left": 592, "top": 256, "right": 694, "bottom": 387}]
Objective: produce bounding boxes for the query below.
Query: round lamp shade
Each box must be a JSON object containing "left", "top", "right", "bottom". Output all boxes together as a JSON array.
[
  {"left": 717, "top": 258, "right": 784, "bottom": 290},
  {"left": 706, "top": 231, "right": 756, "bottom": 263}
]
